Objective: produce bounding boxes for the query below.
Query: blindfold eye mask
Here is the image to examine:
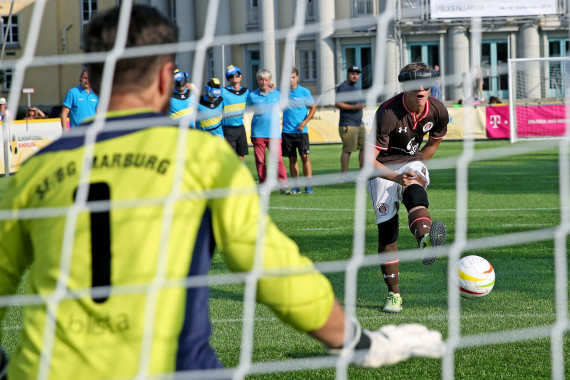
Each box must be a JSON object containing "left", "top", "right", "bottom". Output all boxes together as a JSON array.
[
  {"left": 206, "top": 86, "right": 222, "bottom": 97},
  {"left": 205, "top": 77, "right": 222, "bottom": 98},
  {"left": 175, "top": 77, "right": 188, "bottom": 87},
  {"left": 398, "top": 70, "right": 439, "bottom": 91}
]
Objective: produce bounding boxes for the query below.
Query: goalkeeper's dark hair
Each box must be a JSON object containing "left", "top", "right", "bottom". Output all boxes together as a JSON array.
[{"left": 83, "top": 5, "right": 178, "bottom": 94}]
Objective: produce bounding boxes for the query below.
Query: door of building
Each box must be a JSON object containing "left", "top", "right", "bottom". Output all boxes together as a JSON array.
[
  {"left": 342, "top": 45, "right": 372, "bottom": 90},
  {"left": 408, "top": 42, "right": 440, "bottom": 68},
  {"left": 481, "top": 41, "right": 508, "bottom": 100}
]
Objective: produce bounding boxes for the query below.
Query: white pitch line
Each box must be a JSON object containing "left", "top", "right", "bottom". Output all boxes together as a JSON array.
[
  {"left": 211, "top": 312, "right": 556, "bottom": 324},
  {"left": 502, "top": 223, "right": 553, "bottom": 227},
  {"left": 298, "top": 227, "right": 350, "bottom": 231},
  {"left": 299, "top": 223, "right": 555, "bottom": 231},
  {"left": 270, "top": 206, "right": 560, "bottom": 213},
  {"left": 270, "top": 206, "right": 368, "bottom": 212},
  {"left": 2, "top": 311, "right": 558, "bottom": 332},
  {"left": 299, "top": 226, "right": 411, "bottom": 231}
]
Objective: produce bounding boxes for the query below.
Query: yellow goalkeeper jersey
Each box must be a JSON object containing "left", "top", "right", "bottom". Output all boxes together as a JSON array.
[{"left": 0, "top": 109, "right": 334, "bottom": 379}]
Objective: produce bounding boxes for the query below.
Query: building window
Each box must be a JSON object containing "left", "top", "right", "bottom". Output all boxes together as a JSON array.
[
  {"left": 2, "top": 69, "right": 13, "bottom": 92},
  {"left": 352, "top": 0, "right": 373, "bottom": 17},
  {"left": 299, "top": 49, "right": 317, "bottom": 82},
  {"left": 306, "top": 0, "right": 315, "bottom": 21},
  {"left": 548, "top": 39, "right": 570, "bottom": 97},
  {"left": 81, "top": 0, "right": 98, "bottom": 31},
  {"left": 207, "top": 49, "right": 215, "bottom": 81},
  {"left": 1, "top": 15, "right": 20, "bottom": 46},
  {"left": 247, "top": 0, "right": 259, "bottom": 27},
  {"left": 408, "top": 42, "right": 439, "bottom": 68},
  {"left": 246, "top": 49, "right": 260, "bottom": 89},
  {"left": 294, "top": 0, "right": 315, "bottom": 22},
  {"left": 481, "top": 40, "right": 509, "bottom": 100}
]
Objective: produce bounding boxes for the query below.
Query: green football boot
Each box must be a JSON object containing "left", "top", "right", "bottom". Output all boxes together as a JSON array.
[{"left": 383, "top": 292, "right": 403, "bottom": 313}]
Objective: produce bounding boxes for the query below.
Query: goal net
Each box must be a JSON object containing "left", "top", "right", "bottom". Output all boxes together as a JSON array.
[
  {"left": 0, "top": 1, "right": 569, "bottom": 380},
  {"left": 508, "top": 57, "right": 570, "bottom": 142}
]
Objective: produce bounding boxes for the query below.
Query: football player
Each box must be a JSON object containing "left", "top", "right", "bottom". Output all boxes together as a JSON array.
[
  {"left": 169, "top": 68, "right": 196, "bottom": 128},
  {"left": 222, "top": 65, "right": 250, "bottom": 162},
  {"left": 367, "top": 62, "right": 448, "bottom": 313},
  {"left": 196, "top": 78, "right": 224, "bottom": 137}
]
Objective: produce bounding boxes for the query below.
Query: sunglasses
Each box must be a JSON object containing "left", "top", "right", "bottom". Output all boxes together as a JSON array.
[{"left": 228, "top": 73, "right": 242, "bottom": 79}]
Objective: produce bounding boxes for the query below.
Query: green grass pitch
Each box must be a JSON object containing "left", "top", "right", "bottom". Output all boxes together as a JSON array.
[{"left": 1, "top": 140, "right": 569, "bottom": 379}]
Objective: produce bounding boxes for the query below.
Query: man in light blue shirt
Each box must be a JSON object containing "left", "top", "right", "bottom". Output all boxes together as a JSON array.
[
  {"left": 61, "top": 68, "right": 99, "bottom": 130},
  {"left": 282, "top": 68, "right": 316, "bottom": 194},
  {"left": 247, "top": 69, "right": 290, "bottom": 194}
]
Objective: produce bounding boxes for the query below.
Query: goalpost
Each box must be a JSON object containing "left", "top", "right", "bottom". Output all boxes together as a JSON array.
[{"left": 508, "top": 57, "right": 570, "bottom": 143}]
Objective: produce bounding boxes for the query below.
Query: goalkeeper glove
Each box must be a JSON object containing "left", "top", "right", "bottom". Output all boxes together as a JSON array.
[{"left": 326, "top": 318, "right": 445, "bottom": 367}]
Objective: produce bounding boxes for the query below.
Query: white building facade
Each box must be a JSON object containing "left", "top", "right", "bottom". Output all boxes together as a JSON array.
[{"left": 3, "top": 0, "right": 568, "bottom": 108}]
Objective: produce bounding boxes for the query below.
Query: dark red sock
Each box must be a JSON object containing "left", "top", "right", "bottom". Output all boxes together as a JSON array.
[
  {"left": 379, "top": 242, "right": 399, "bottom": 294},
  {"left": 408, "top": 207, "right": 432, "bottom": 246}
]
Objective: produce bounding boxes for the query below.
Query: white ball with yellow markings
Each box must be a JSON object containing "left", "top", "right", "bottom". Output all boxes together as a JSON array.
[{"left": 455, "top": 255, "right": 495, "bottom": 299}]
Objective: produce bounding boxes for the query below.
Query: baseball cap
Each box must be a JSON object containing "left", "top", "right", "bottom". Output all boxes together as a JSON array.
[
  {"left": 225, "top": 65, "right": 242, "bottom": 78},
  {"left": 347, "top": 65, "right": 361, "bottom": 73},
  {"left": 0, "top": 98, "right": 6, "bottom": 105}
]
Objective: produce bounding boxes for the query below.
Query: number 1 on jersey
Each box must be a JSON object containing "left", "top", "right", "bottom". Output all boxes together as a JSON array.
[{"left": 74, "top": 182, "right": 112, "bottom": 303}]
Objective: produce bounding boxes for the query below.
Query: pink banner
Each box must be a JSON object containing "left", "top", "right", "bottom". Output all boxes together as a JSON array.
[
  {"left": 486, "top": 104, "right": 569, "bottom": 139},
  {"left": 486, "top": 105, "right": 510, "bottom": 138},
  {"left": 515, "top": 104, "right": 569, "bottom": 138}
]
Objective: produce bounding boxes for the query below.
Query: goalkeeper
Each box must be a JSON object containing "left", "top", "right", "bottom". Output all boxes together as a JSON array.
[{"left": 0, "top": 5, "right": 444, "bottom": 379}]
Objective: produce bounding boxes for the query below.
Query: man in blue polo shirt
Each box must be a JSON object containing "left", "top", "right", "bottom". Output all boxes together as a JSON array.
[
  {"left": 282, "top": 68, "right": 316, "bottom": 194},
  {"left": 60, "top": 68, "right": 99, "bottom": 130},
  {"left": 247, "top": 68, "right": 290, "bottom": 194}
]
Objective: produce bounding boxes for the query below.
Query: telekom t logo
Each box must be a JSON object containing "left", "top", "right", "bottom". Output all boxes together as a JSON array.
[{"left": 490, "top": 114, "right": 501, "bottom": 129}]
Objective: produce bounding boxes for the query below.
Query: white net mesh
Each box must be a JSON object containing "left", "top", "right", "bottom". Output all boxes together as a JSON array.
[{"left": 0, "top": 1, "right": 569, "bottom": 380}]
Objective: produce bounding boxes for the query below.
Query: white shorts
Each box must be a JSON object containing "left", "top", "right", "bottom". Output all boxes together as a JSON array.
[{"left": 367, "top": 161, "right": 431, "bottom": 224}]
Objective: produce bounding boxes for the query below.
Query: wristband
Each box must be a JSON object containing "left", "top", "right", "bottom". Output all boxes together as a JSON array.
[{"left": 325, "top": 317, "right": 371, "bottom": 354}]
